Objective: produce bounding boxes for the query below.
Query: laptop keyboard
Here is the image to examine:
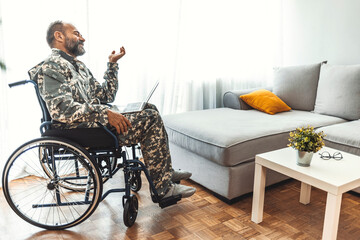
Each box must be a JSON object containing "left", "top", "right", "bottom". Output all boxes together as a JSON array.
[{"left": 124, "top": 102, "right": 142, "bottom": 112}]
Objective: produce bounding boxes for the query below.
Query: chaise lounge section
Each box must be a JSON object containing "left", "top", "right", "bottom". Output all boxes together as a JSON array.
[{"left": 163, "top": 62, "right": 360, "bottom": 202}]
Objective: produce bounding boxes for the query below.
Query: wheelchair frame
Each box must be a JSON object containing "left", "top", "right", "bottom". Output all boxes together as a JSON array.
[{"left": 2, "top": 80, "right": 181, "bottom": 230}]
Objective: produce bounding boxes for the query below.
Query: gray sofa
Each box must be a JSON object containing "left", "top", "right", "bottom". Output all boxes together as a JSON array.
[{"left": 163, "top": 62, "right": 360, "bottom": 202}]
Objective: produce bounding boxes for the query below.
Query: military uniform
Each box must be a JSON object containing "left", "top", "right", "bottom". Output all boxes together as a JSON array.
[{"left": 29, "top": 49, "right": 173, "bottom": 197}]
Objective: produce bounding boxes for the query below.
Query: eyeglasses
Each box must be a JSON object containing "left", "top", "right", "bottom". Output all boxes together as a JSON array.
[{"left": 318, "top": 151, "right": 343, "bottom": 160}]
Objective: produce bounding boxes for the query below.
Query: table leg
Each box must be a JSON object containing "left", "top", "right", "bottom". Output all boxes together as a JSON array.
[
  {"left": 322, "top": 193, "right": 342, "bottom": 240},
  {"left": 251, "top": 163, "right": 266, "bottom": 223},
  {"left": 299, "top": 182, "right": 311, "bottom": 204}
]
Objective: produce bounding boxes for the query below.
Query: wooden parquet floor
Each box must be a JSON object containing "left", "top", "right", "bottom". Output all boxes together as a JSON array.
[{"left": 1, "top": 172, "right": 360, "bottom": 240}]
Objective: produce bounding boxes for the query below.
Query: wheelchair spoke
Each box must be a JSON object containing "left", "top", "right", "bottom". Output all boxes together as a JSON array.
[
  {"left": 30, "top": 188, "right": 48, "bottom": 220},
  {"left": 7, "top": 179, "right": 44, "bottom": 198},
  {"left": 10, "top": 184, "right": 45, "bottom": 208},
  {"left": 58, "top": 186, "right": 82, "bottom": 220},
  {"left": 37, "top": 188, "right": 50, "bottom": 223},
  {"left": 27, "top": 149, "right": 52, "bottom": 179}
]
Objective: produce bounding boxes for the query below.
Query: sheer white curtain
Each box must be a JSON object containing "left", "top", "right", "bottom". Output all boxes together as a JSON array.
[
  {"left": 172, "top": 0, "right": 282, "bottom": 111},
  {"left": 0, "top": 1, "right": 8, "bottom": 186},
  {"left": 87, "top": 0, "right": 282, "bottom": 114},
  {"left": 0, "top": 0, "right": 282, "bottom": 186},
  {"left": 0, "top": 0, "right": 89, "bottom": 187},
  {"left": 86, "top": 0, "right": 182, "bottom": 113}
]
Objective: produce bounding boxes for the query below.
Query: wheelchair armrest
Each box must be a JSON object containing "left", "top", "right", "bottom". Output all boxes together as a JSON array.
[{"left": 40, "top": 121, "right": 52, "bottom": 135}]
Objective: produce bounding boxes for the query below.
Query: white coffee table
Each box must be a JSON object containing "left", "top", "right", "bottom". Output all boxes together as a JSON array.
[{"left": 251, "top": 147, "right": 360, "bottom": 240}]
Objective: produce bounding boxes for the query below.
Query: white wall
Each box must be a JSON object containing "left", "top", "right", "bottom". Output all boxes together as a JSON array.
[{"left": 281, "top": 0, "right": 360, "bottom": 65}]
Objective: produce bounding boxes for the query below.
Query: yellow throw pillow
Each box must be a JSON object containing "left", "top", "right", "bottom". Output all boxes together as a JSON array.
[{"left": 240, "top": 89, "right": 291, "bottom": 115}]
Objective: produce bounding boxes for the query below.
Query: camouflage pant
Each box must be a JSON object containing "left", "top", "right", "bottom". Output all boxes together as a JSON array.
[{"left": 116, "top": 103, "right": 173, "bottom": 198}]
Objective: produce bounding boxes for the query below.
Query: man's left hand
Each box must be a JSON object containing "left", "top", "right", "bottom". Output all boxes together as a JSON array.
[{"left": 109, "top": 46, "right": 126, "bottom": 63}]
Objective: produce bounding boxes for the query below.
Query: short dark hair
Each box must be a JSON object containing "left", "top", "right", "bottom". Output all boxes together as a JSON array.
[{"left": 46, "top": 21, "right": 65, "bottom": 48}]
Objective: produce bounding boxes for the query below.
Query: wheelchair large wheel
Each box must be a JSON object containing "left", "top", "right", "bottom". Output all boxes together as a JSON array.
[{"left": 2, "top": 137, "right": 103, "bottom": 230}]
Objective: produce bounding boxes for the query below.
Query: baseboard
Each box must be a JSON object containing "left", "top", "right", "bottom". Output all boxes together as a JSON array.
[{"left": 187, "top": 178, "right": 295, "bottom": 205}]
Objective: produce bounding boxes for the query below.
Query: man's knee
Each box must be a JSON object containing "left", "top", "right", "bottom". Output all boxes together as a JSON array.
[
  {"left": 144, "top": 108, "right": 160, "bottom": 120},
  {"left": 142, "top": 109, "right": 167, "bottom": 136},
  {"left": 145, "top": 103, "right": 159, "bottom": 112}
]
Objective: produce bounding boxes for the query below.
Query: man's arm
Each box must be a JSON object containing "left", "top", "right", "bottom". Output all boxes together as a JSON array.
[
  {"left": 89, "top": 62, "right": 119, "bottom": 103},
  {"left": 92, "top": 46, "right": 133, "bottom": 134},
  {"left": 105, "top": 47, "right": 132, "bottom": 134},
  {"left": 89, "top": 47, "right": 126, "bottom": 103}
]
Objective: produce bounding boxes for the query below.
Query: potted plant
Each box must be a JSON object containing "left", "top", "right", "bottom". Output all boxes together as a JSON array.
[{"left": 287, "top": 126, "right": 326, "bottom": 167}]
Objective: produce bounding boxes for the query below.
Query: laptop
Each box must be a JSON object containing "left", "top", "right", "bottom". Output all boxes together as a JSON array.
[{"left": 113, "top": 81, "right": 159, "bottom": 114}]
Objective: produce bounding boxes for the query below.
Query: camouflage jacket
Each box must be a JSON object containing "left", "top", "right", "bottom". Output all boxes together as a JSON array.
[{"left": 28, "top": 48, "right": 119, "bottom": 129}]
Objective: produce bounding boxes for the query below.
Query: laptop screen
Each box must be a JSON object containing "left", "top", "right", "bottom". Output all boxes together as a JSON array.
[{"left": 144, "top": 81, "right": 159, "bottom": 103}]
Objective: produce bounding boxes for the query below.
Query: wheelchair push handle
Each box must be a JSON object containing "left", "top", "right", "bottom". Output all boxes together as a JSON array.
[{"left": 8, "top": 80, "right": 34, "bottom": 88}]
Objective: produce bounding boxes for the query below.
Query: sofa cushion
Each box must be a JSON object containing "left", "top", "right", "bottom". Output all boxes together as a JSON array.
[
  {"left": 314, "top": 64, "right": 360, "bottom": 120},
  {"left": 273, "top": 62, "right": 323, "bottom": 111},
  {"left": 223, "top": 87, "right": 273, "bottom": 110},
  {"left": 163, "top": 108, "right": 346, "bottom": 167},
  {"left": 317, "top": 120, "right": 360, "bottom": 156},
  {"left": 240, "top": 89, "right": 291, "bottom": 115}
]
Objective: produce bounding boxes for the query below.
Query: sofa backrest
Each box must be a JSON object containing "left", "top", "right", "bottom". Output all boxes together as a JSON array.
[
  {"left": 223, "top": 62, "right": 360, "bottom": 120},
  {"left": 273, "top": 62, "right": 324, "bottom": 111},
  {"left": 314, "top": 63, "right": 360, "bottom": 120}
]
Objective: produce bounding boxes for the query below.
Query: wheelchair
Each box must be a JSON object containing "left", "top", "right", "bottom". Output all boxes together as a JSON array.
[{"left": 2, "top": 80, "right": 182, "bottom": 230}]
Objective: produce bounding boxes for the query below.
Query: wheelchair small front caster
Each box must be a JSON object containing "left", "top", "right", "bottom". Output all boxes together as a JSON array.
[
  {"left": 123, "top": 195, "right": 138, "bottom": 227},
  {"left": 130, "top": 171, "right": 142, "bottom": 192}
]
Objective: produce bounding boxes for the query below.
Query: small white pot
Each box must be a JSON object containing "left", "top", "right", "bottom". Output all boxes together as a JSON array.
[{"left": 296, "top": 151, "right": 314, "bottom": 167}]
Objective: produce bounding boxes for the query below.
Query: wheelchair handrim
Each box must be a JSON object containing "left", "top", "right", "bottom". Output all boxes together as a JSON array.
[{"left": 2, "top": 138, "right": 103, "bottom": 230}]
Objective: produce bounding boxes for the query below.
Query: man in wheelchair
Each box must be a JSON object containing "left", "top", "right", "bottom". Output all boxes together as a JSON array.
[{"left": 29, "top": 21, "right": 196, "bottom": 201}]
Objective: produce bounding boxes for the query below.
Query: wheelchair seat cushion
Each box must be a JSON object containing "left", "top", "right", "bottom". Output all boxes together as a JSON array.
[{"left": 42, "top": 127, "right": 117, "bottom": 148}]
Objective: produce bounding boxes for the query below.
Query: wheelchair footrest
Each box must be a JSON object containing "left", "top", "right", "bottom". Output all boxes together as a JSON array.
[{"left": 158, "top": 194, "right": 182, "bottom": 209}]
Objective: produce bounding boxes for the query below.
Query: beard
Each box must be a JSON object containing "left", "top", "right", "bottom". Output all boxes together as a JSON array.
[{"left": 65, "top": 37, "right": 86, "bottom": 57}]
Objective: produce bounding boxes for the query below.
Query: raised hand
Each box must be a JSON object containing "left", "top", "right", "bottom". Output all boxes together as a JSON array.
[{"left": 109, "top": 46, "right": 126, "bottom": 63}]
